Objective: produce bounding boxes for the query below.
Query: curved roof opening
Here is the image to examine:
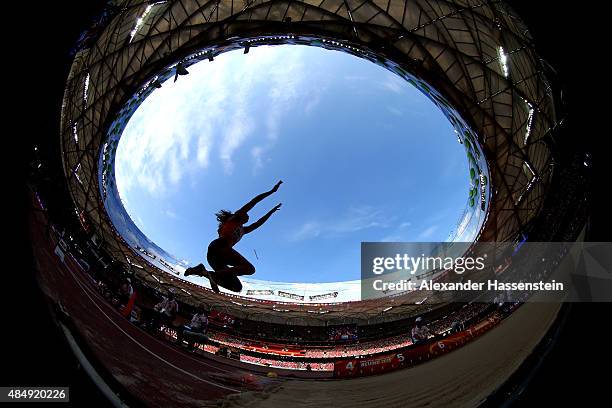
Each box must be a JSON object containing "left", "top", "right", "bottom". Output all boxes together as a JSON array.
[
  {"left": 105, "top": 43, "right": 489, "bottom": 302},
  {"left": 61, "top": 0, "right": 556, "bottom": 315}
]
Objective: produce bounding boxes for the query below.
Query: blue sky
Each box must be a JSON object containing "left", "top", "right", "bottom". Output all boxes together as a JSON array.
[{"left": 115, "top": 45, "right": 468, "bottom": 283}]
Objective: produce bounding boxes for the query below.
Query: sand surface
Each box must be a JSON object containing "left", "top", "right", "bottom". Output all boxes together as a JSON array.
[{"left": 217, "top": 302, "right": 561, "bottom": 408}]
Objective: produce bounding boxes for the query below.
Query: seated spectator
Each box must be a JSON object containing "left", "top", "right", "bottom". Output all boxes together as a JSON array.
[
  {"left": 151, "top": 292, "right": 179, "bottom": 333},
  {"left": 411, "top": 317, "right": 432, "bottom": 345},
  {"left": 189, "top": 308, "right": 209, "bottom": 334},
  {"left": 178, "top": 308, "right": 209, "bottom": 349}
]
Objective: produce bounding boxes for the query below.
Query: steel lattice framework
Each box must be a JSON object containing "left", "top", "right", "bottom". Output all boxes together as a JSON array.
[{"left": 60, "top": 0, "right": 558, "bottom": 325}]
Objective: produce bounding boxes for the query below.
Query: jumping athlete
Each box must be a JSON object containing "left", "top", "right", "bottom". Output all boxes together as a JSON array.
[{"left": 184, "top": 180, "right": 283, "bottom": 293}]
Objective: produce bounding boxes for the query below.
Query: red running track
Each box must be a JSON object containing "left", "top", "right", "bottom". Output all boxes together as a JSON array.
[{"left": 28, "top": 201, "right": 281, "bottom": 406}]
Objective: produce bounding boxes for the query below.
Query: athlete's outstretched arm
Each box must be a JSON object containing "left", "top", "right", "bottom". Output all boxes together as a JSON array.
[
  {"left": 243, "top": 204, "right": 282, "bottom": 234},
  {"left": 236, "top": 181, "right": 282, "bottom": 215}
]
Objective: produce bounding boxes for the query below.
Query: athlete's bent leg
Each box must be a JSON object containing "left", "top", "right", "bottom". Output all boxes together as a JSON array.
[
  {"left": 214, "top": 273, "right": 243, "bottom": 292},
  {"left": 218, "top": 247, "right": 255, "bottom": 276}
]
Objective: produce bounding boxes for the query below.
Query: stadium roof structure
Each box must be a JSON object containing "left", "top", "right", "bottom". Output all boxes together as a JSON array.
[{"left": 59, "top": 0, "right": 559, "bottom": 325}]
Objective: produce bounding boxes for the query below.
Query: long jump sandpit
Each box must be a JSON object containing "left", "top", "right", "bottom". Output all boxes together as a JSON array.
[{"left": 217, "top": 302, "right": 562, "bottom": 408}]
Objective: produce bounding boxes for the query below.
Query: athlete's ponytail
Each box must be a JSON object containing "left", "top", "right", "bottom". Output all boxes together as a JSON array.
[{"left": 215, "top": 210, "right": 233, "bottom": 225}]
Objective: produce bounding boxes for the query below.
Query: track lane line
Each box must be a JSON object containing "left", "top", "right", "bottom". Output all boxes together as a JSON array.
[
  {"left": 65, "top": 258, "right": 238, "bottom": 374},
  {"left": 64, "top": 264, "right": 240, "bottom": 393}
]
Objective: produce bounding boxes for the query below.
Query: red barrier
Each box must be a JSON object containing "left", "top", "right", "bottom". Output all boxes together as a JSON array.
[
  {"left": 333, "top": 315, "right": 502, "bottom": 378},
  {"left": 334, "top": 359, "right": 360, "bottom": 377},
  {"left": 209, "top": 310, "right": 236, "bottom": 327}
]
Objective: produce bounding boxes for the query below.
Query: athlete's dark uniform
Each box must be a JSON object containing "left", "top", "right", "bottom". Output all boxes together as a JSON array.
[{"left": 207, "top": 219, "right": 255, "bottom": 292}]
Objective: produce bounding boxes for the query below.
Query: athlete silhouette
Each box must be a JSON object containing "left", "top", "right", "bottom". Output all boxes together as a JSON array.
[{"left": 184, "top": 180, "right": 283, "bottom": 293}]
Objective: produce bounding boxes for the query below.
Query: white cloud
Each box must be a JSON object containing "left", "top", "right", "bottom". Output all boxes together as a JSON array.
[
  {"left": 381, "top": 73, "right": 406, "bottom": 94},
  {"left": 116, "top": 45, "right": 333, "bottom": 195},
  {"left": 196, "top": 133, "right": 212, "bottom": 167},
  {"left": 251, "top": 146, "right": 265, "bottom": 173},
  {"left": 380, "top": 234, "right": 402, "bottom": 242},
  {"left": 344, "top": 75, "right": 367, "bottom": 81},
  {"left": 164, "top": 209, "right": 179, "bottom": 219},
  {"left": 418, "top": 225, "right": 438, "bottom": 239},
  {"left": 304, "top": 92, "right": 322, "bottom": 114},
  {"left": 387, "top": 106, "right": 403, "bottom": 116},
  {"left": 134, "top": 214, "right": 145, "bottom": 229},
  {"left": 247, "top": 46, "right": 327, "bottom": 172},
  {"left": 220, "top": 108, "right": 254, "bottom": 175},
  {"left": 291, "top": 222, "right": 322, "bottom": 241},
  {"left": 331, "top": 206, "right": 389, "bottom": 233},
  {"left": 290, "top": 205, "right": 392, "bottom": 241}
]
